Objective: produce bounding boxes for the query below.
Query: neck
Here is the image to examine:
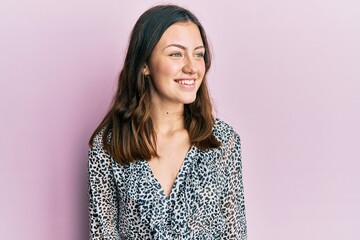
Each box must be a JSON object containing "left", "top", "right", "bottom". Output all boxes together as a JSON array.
[{"left": 150, "top": 103, "right": 185, "bottom": 135}]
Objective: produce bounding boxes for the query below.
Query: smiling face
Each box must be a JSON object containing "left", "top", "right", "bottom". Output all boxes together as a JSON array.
[{"left": 144, "top": 21, "right": 206, "bottom": 109}]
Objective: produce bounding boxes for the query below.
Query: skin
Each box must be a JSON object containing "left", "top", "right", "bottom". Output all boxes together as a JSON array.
[
  {"left": 144, "top": 21, "right": 206, "bottom": 197},
  {"left": 145, "top": 21, "right": 205, "bottom": 111}
]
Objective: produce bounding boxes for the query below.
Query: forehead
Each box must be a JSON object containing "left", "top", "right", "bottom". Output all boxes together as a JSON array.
[{"left": 156, "top": 21, "right": 204, "bottom": 47}]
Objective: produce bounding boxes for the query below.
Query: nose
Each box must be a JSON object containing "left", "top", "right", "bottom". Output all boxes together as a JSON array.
[{"left": 182, "top": 56, "right": 197, "bottom": 75}]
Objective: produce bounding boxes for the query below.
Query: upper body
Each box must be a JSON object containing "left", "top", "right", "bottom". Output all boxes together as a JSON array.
[
  {"left": 89, "top": 118, "right": 247, "bottom": 239},
  {"left": 88, "top": 4, "right": 247, "bottom": 240}
]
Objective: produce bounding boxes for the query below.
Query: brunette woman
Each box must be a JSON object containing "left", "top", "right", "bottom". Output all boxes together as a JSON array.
[{"left": 88, "top": 4, "right": 247, "bottom": 239}]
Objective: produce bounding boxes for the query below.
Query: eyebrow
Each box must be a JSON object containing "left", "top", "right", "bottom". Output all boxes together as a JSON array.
[{"left": 162, "top": 44, "right": 205, "bottom": 51}]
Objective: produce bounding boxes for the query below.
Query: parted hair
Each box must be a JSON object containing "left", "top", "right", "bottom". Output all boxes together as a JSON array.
[{"left": 89, "top": 4, "right": 220, "bottom": 164}]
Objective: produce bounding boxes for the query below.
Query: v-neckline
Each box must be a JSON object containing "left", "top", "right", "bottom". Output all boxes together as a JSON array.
[{"left": 145, "top": 145, "right": 195, "bottom": 200}]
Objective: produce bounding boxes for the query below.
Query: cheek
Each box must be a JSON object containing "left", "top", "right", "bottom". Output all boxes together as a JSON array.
[
  {"left": 197, "top": 62, "right": 206, "bottom": 77},
  {"left": 152, "top": 61, "right": 181, "bottom": 78}
]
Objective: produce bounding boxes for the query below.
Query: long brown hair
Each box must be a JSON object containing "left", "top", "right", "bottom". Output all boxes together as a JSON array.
[{"left": 89, "top": 5, "right": 220, "bottom": 164}]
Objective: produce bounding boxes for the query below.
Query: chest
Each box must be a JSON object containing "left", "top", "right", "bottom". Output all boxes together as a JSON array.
[
  {"left": 147, "top": 134, "right": 191, "bottom": 197},
  {"left": 114, "top": 148, "right": 227, "bottom": 239}
]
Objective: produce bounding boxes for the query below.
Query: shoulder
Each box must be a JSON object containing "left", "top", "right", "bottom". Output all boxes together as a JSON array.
[
  {"left": 212, "top": 118, "right": 241, "bottom": 146},
  {"left": 212, "top": 119, "right": 242, "bottom": 175},
  {"left": 88, "top": 128, "right": 113, "bottom": 168},
  {"left": 90, "top": 127, "right": 111, "bottom": 147}
]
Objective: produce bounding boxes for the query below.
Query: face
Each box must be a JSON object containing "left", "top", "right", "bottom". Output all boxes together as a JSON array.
[{"left": 144, "top": 21, "right": 206, "bottom": 108}]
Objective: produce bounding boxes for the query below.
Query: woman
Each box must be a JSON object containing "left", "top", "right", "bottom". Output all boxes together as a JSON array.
[{"left": 88, "top": 4, "right": 247, "bottom": 239}]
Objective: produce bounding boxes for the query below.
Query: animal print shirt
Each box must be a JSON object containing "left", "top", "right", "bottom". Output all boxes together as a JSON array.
[{"left": 88, "top": 119, "right": 247, "bottom": 239}]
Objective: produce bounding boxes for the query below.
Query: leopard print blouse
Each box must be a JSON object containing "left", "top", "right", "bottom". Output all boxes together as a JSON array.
[{"left": 88, "top": 118, "right": 247, "bottom": 239}]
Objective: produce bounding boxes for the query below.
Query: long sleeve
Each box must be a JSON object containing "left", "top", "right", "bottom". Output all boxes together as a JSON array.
[
  {"left": 221, "top": 131, "right": 247, "bottom": 239},
  {"left": 88, "top": 135, "right": 120, "bottom": 240}
]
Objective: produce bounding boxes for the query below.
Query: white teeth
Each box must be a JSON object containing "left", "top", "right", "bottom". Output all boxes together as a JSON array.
[{"left": 176, "top": 79, "right": 194, "bottom": 85}]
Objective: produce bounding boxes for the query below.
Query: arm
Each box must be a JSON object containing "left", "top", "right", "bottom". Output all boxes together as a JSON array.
[
  {"left": 221, "top": 132, "right": 247, "bottom": 239},
  {"left": 88, "top": 135, "right": 120, "bottom": 240}
]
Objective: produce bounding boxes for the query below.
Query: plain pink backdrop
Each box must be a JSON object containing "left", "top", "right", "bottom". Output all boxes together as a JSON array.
[{"left": 1, "top": 0, "right": 359, "bottom": 239}]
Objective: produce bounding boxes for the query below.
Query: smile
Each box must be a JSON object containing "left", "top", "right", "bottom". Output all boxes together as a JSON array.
[{"left": 175, "top": 79, "right": 195, "bottom": 85}]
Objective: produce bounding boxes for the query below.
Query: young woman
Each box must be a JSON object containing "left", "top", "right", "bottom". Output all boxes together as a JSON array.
[{"left": 88, "top": 5, "right": 247, "bottom": 239}]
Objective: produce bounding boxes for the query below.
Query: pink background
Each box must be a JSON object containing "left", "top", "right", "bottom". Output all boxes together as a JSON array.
[{"left": 1, "top": 0, "right": 359, "bottom": 239}]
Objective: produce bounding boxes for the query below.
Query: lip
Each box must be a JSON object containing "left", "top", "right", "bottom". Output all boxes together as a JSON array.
[
  {"left": 174, "top": 78, "right": 196, "bottom": 84},
  {"left": 174, "top": 78, "right": 196, "bottom": 81},
  {"left": 174, "top": 78, "right": 196, "bottom": 89}
]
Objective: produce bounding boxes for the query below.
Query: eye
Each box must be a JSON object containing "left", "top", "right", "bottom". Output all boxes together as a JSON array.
[
  {"left": 169, "top": 52, "right": 182, "bottom": 57},
  {"left": 195, "top": 52, "right": 205, "bottom": 58}
]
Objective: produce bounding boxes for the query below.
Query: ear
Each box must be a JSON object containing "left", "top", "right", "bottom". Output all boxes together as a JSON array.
[{"left": 143, "top": 64, "right": 150, "bottom": 75}]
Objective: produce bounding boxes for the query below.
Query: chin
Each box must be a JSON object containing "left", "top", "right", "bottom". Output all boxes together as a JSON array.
[{"left": 181, "top": 96, "right": 197, "bottom": 104}]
